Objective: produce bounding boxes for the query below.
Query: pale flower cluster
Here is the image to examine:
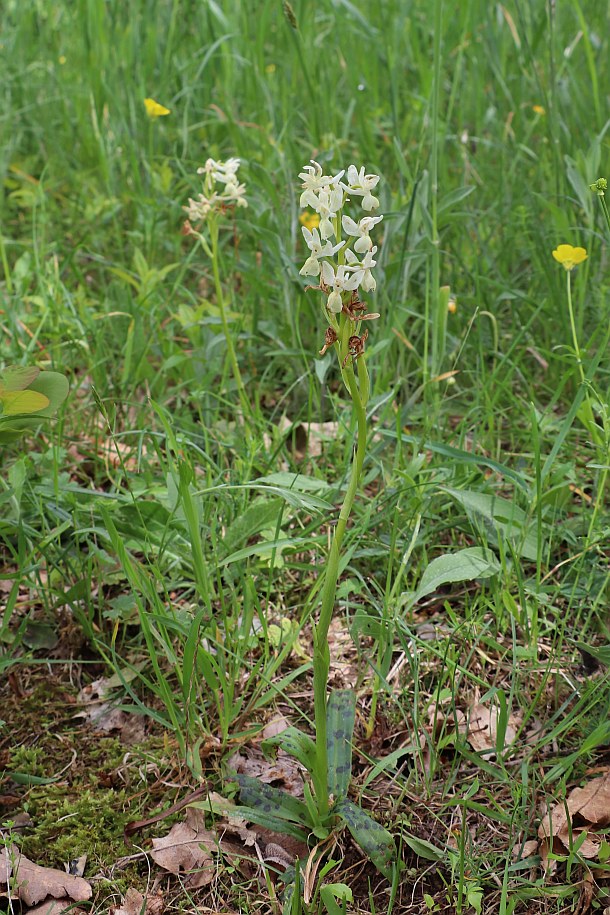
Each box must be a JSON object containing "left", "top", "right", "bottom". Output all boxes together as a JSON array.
[
  {"left": 298, "top": 161, "right": 382, "bottom": 313},
  {"left": 184, "top": 157, "right": 248, "bottom": 223}
]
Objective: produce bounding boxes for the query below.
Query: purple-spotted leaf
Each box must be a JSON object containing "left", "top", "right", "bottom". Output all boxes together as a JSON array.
[
  {"left": 334, "top": 798, "right": 396, "bottom": 880},
  {"left": 326, "top": 689, "right": 356, "bottom": 799},
  {"left": 0, "top": 365, "right": 40, "bottom": 392},
  {"left": 234, "top": 774, "right": 311, "bottom": 828}
]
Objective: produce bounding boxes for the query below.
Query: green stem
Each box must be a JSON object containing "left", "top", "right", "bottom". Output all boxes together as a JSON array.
[
  {"left": 207, "top": 219, "right": 252, "bottom": 426},
  {"left": 312, "top": 360, "right": 367, "bottom": 818},
  {"left": 566, "top": 270, "right": 585, "bottom": 387},
  {"left": 598, "top": 193, "right": 610, "bottom": 240}
]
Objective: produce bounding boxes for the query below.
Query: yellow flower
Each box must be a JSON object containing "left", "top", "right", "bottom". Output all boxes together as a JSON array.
[
  {"left": 144, "top": 97, "right": 171, "bottom": 118},
  {"left": 299, "top": 211, "right": 320, "bottom": 231},
  {"left": 552, "top": 244, "right": 588, "bottom": 271},
  {"left": 532, "top": 104, "right": 545, "bottom": 115}
]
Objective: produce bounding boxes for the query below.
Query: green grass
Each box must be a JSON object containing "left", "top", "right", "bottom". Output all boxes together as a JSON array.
[{"left": 1, "top": 1, "right": 610, "bottom": 913}]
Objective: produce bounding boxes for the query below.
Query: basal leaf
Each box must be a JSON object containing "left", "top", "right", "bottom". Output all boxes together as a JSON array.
[
  {"left": 1, "top": 390, "right": 49, "bottom": 416},
  {"left": 235, "top": 774, "right": 312, "bottom": 828},
  {"left": 0, "top": 365, "right": 40, "bottom": 392},
  {"left": 334, "top": 798, "right": 396, "bottom": 880},
  {"left": 233, "top": 805, "right": 309, "bottom": 843},
  {"left": 411, "top": 547, "right": 500, "bottom": 604},
  {"left": 327, "top": 689, "right": 356, "bottom": 799},
  {"left": 262, "top": 726, "right": 317, "bottom": 773},
  {"left": 441, "top": 487, "right": 539, "bottom": 561}
]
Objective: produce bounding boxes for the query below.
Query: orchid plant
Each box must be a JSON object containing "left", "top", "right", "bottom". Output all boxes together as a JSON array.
[
  {"left": 183, "top": 158, "right": 251, "bottom": 425},
  {"left": 233, "top": 161, "right": 397, "bottom": 894}
]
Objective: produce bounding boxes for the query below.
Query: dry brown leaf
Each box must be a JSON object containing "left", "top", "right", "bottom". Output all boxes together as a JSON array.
[
  {"left": 76, "top": 676, "right": 146, "bottom": 744},
  {"left": 26, "top": 900, "right": 87, "bottom": 915},
  {"left": 460, "top": 702, "right": 520, "bottom": 756},
  {"left": 150, "top": 807, "right": 215, "bottom": 888},
  {"left": 112, "top": 887, "right": 164, "bottom": 915},
  {"left": 227, "top": 744, "right": 304, "bottom": 797},
  {"left": 512, "top": 839, "right": 539, "bottom": 860},
  {"left": 538, "top": 769, "right": 610, "bottom": 861},
  {"left": 0, "top": 846, "right": 92, "bottom": 907}
]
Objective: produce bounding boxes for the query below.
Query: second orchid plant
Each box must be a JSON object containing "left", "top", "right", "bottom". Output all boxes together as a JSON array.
[{"left": 233, "top": 161, "right": 396, "bottom": 886}]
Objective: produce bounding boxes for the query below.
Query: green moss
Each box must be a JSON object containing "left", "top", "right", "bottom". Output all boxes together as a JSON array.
[
  {"left": 9, "top": 746, "right": 48, "bottom": 777},
  {"left": 22, "top": 786, "right": 129, "bottom": 867}
]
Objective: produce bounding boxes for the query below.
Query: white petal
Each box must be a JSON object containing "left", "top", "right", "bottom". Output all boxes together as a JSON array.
[
  {"left": 320, "top": 260, "right": 335, "bottom": 286},
  {"left": 319, "top": 217, "right": 335, "bottom": 240},
  {"left": 346, "top": 164, "right": 359, "bottom": 186},
  {"left": 361, "top": 271, "right": 376, "bottom": 292},
  {"left": 344, "top": 270, "right": 364, "bottom": 290},
  {"left": 362, "top": 193, "right": 380, "bottom": 211},
  {"left": 299, "top": 256, "right": 321, "bottom": 277},
  {"left": 327, "top": 290, "right": 343, "bottom": 313},
  {"left": 341, "top": 215, "right": 360, "bottom": 236},
  {"left": 354, "top": 236, "right": 372, "bottom": 254}
]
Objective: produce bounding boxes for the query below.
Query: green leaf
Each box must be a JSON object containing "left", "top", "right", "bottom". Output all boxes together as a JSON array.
[
  {"left": 233, "top": 804, "right": 309, "bottom": 842},
  {"left": 0, "top": 365, "right": 40, "bottom": 392},
  {"left": 411, "top": 547, "right": 500, "bottom": 604},
  {"left": 320, "top": 883, "right": 353, "bottom": 915},
  {"left": 326, "top": 689, "right": 356, "bottom": 799},
  {"left": 234, "top": 774, "right": 312, "bottom": 828},
  {"left": 0, "top": 389, "right": 49, "bottom": 415},
  {"left": 334, "top": 798, "right": 396, "bottom": 880},
  {"left": 402, "top": 833, "right": 445, "bottom": 861},
  {"left": 262, "top": 726, "right": 317, "bottom": 774},
  {"left": 573, "top": 640, "right": 610, "bottom": 667},
  {"left": 441, "top": 487, "right": 539, "bottom": 561},
  {"left": 28, "top": 371, "right": 69, "bottom": 417},
  {"left": 222, "top": 497, "right": 284, "bottom": 554},
  {"left": 438, "top": 185, "right": 475, "bottom": 214}
]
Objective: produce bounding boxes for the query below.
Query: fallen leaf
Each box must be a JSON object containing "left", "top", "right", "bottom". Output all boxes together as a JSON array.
[
  {"left": 538, "top": 769, "right": 610, "bottom": 861},
  {"left": 27, "top": 900, "right": 87, "bottom": 915},
  {"left": 460, "top": 702, "right": 520, "bottom": 756},
  {"left": 112, "top": 887, "right": 164, "bottom": 915},
  {"left": 0, "top": 846, "right": 92, "bottom": 907},
  {"left": 150, "top": 807, "right": 215, "bottom": 888},
  {"left": 227, "top": 743, "right": 304, "bottom": 797},
  {"left": 512, "top": 839, "right": 539, "bottom": 860}
]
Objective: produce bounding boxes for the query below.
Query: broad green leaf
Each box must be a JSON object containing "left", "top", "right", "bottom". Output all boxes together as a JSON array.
[
  {"left": 1, "top": 389, "right": 49, "bottom": 415},
  {"left": 320, "top": 883, "right": 353, "bottom": 915},
  {"left": 411, "top": 547, "right": 500, "bottom": 604},
  {"left": 402, "top": 833, "right": 445, "bottom": 861},
  {"left": 441, "top": 487, "right": 539, "bottom": 561},
  {"left": 0, "top": 365, "right": 40, "bottom": 391},
  {"left": 334, "top": 798, "right": 396, "bottom": 880},
  {"left": 222, "top": 497, "right": 284, "bottom": 554},
  {"left": 573, "top": 640, "right": 610, "bottom": 667},
  {"left": 262, "top": 726, "right": 317, "bottom": 773},
  {"left": 256, "top": 472, "right": 330, "bottom": 493},
  {"left": 235, "top": 774, "right": 312, "bottom": 828},
  {"left": 327, "top": 689, "right": 356, "bottom": 799},
  {"left": 28, "top": 371, "right": 69, "bottom": 416}
]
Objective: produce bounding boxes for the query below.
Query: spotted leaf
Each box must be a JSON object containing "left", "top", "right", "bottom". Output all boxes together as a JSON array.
[
  {"left": 326, "top": 689, "right": 356, "bottom": 799},
  {"left": 334, "top": 798, "right": 396, "bottom": 880}
]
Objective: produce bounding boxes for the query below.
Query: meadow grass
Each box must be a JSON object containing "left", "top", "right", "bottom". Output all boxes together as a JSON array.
[{"left": 1, "top": 1, "right": 610, "bottom": 912}]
